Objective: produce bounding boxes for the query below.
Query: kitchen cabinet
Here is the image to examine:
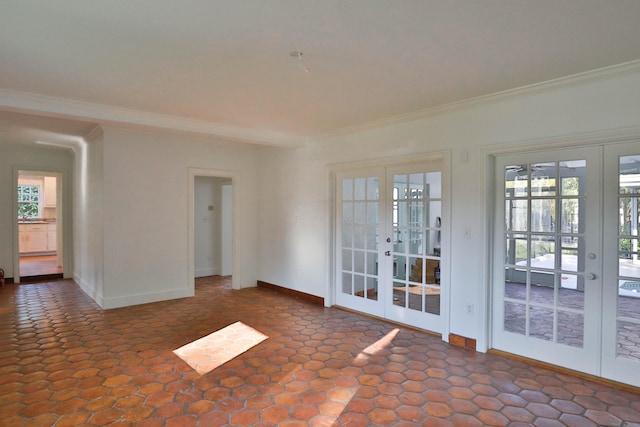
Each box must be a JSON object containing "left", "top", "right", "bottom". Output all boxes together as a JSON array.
[
  {"left": 44, "top": 177, "right": 56, "bottom": 208},
  {"left": 47, "top": 223, "right": 57, "bottom": 251},
  {"left": 19, "top": 223, "right": 56, "bottom": 254}
]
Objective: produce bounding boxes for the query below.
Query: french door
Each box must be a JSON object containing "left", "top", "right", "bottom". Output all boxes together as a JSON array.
[
  {"left": 493, "top": 143, "right": 640, "bottom": 387},
  {"left": 335, "top": 161, "right": 445, "bottom": 334}
]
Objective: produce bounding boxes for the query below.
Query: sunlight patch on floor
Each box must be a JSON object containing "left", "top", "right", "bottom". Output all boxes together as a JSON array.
[{"left": 173, "top": 321, "right": 268, "bottom": 375}]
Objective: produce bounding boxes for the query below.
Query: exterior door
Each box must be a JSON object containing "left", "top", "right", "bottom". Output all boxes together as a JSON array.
[
  {"left": 494, "top": 143, "right": 640, "bottom": 388},
  {"left": 493, "top": 147, "right": 603, "bottom": 375},
  {"left": 335, "top": 161, "right": 445, "bottom": 333},
  {"left": 602, "top": 142, "right": 640, "bottom": 387}
]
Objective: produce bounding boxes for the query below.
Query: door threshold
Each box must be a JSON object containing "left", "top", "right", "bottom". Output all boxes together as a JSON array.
[
  {"left": 488, "top": 349, "right": 640, "bottom": 394},
  {"left": 19, "top": 273, "right": 64, "bottom": 283}
]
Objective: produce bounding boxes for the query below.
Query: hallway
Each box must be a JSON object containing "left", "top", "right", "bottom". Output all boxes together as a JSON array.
[{"left": 1, "top": 277, "right": 639, "bottom": 426}]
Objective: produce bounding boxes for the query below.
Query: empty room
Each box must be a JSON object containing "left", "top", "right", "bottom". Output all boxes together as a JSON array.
[{"left": 1, "top": 1, "right": 640, "bottom": 426}]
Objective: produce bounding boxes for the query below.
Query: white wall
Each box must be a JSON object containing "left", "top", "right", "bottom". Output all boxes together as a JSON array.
[
  {"left": 221, "top": 184, "right": 233, "bottom": 276},
  {"left": 73, "top": 128, "right": 105, "bottom": 303},
  {"left": 257, "top": 66, "right": 640, "bottom": 344},
  {"left": 0, "top": 143, "right": 73, "bottom": 280},
  {"left": 194, "top": 176, "right": 221, "bottom": 277},
  {"left": 95, "top": 126, "right": 259, "bottom": 308}
]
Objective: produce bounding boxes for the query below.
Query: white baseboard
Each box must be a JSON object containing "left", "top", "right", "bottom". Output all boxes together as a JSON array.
[
  {"left": 195, "top": 267, "right": 218, "bottom": 278},
  {"left": 74, "top": 273, "right": 104, "bottom": 308},
  {"left": 102, "top": 287, "right": 194, "bottom": 310}
]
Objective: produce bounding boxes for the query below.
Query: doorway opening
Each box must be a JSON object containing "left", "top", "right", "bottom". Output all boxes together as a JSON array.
[
  {"left": 189, "top": 168, "right": 237, "bottom": 292},
  {"left": 17, "top": 171, "right": 63, "bottom": 282}
]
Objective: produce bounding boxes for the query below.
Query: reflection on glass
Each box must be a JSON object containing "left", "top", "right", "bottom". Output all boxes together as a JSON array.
[
  {"left": 506, "top": 199, "right": 528, "bottom": 232},
  {"left": 505, "top": 164, "right": 528, "bottom": 198},
  {"left": 366, "top": 252, "right": 377, "bottom": 275},
  {"left": 558, "top": 274, "right": 584, "bottom": 310},
  {"left": 619, "top": 240, "right": 640, "bottom": 279},
  {"left": 366, "top": 277, "right": 378, "bottom": 301},
  {"left": 396, "top": 201, "right": 409, "bottom": 227},
  {"left": 342, "top": 202, "right": 353, "bottom": 224},
  {"left": 531, "top": 199, "right": 555, "bottom": 232},
  {"left": 353, "top": 225, "right": 365, "bottom": 249},
  {"left": 354, "top": 275, "right": 364, "bottom": 297},
  {"left": 367, "top": 177, "right": 378, "bottom": 200},
  {"left": 529, "top": 306, "right": 554, "bottom": 342},
  {"left": 505, "top": 234, "right": 528, "bottom": 266},
  {"left": 504, "top": 301, "right": 525, "bottom": 335},
  {"left": 559, "top": 237, "right": 582, "bottom": 273},
  {"left": 409, "top": 173, "right": 424, "bottom": 199},
  {"left": 560, "top": 160, "right": 585, "bottom": 196},
  {"left": 408, "top": 257, "right": 422, "bottom": 283},
  {"left": 394, "top": 175, "right": 408, "bottom": 200},
  {"left": 531, "top": 235, "right": 556, "bottom": 266},
  {"left": 504, "top": 278, "right": 526, "bottom": 300},
  {"left": 557, "top": 311, "right": 584, "bottom": 348},
  {"left": 395, "top": 256, "right": 407, "bottom": 280},
  {"left": 354, "top": 251, "right": 364, "bottom": 274},
  {"left": 618, "top": 280, "right": 640, "bottom": 321},
  {"left": 393, "top": 282, "right": 406, "bottom": 307},
  {"left": 619, "top": 155, "right": 640, "bottom": 195},
  {"left": 366, "top": 226, "right": 377, "bottom": 251},
  {"left": 354, "top": 178, "right": 366, "bottom": 200},
  {"left": 617, "top": 320, "right": 640, "bottom": 361},
  {"left": 366, "top": 202, "right": 378, "bottom": 224},
  {"left": 342, "top": 273, "right": 352, "bottom": 294},
  {"left": 342, "top": 224, "right": 353, "bottom": 248},
  {"left": 619, "top": 197, "right": 640, "bottom": 236},
  {"left": 531, "top": 162, "right": 555, "bottom": 197},
  {"left": 561, "top": 198, "right": 582, "bottom": 234},
  {"left": 530, "top": 270, "right": 554, "bottom": 306},
  {"left": 408, "top": 229, "right": 424, "bottom": 256},
  {"left": 342, "top": 249, "right": 352, "bottom": 271},
  {"left": 408, "top": 285, "right": 423, "bottom": 311},
  {"left": 354, "top": 202, "right": 366, "bottom": 224},
  {"left": 394, "top": 230, "right": 406, "bottom": 254},
  {"left": 425, "top": 287, "right": 441, "bottom": 315}
]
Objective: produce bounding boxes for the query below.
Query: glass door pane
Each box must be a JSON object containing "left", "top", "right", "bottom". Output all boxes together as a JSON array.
[
  {"left": 616, "top": 155, "right": 640, "bottom": 361},
  {"left": 387, "top": 164, "right": 444, "bottom": 333},
  {"left": 503, "top": 160, "right": 587, "bottom": 348},
  {"left": 494, "top": 147, "right": 602, "bottom": 376},
  {"left": 335, "top": 170, "right": 385, "bottom": 318}
]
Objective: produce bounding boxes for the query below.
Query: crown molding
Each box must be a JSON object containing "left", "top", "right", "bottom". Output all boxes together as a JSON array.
[
  {"left": 308, "top": 59, "right": 640, "bottom": 142},
  {"left": 0, "top": 89, "right": 305, "bottom": 148}
]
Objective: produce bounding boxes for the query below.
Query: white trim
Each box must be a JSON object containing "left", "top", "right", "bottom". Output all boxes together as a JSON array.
[
  {"left": 188, "top": 168, "right": 241, "bottom": 292},
  {"left": 0, "top": 89, "right": 304, "bottom": 148},
  {"left": 12, "top": 166, "right": 71, "bottom": 283},
  {"left": 102, "top": 288, "right": 193, "bottom": 310},
  {"left": 328, "top": 151, "right": 450, "bottom": 172},
  {"left": 309, "top": 60, "right": 640, "bottom": 141},
  {"left": 329, "top": 150, "right": 451, "bottom": 339}
]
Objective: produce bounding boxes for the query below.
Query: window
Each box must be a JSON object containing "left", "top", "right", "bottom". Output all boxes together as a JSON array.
[{"left": 18, "top": 184, "right": 40, "bottom": 218}]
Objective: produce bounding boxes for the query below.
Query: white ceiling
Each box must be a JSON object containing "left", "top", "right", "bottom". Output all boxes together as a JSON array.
[{"left": 1, "top": 0, "right": 640, "bottom": 147}]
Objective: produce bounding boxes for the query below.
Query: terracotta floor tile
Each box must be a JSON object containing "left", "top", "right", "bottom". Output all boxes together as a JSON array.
[{"left": 1, "top": 276, "right": 639, "bottom": 426}]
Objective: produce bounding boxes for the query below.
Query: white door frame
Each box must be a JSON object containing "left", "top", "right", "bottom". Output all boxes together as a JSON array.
[
  {"left": 329, "top": 151, "right": 451, "bottom": 338},
  {"left": 188, "top": 168, "right": 240, "bottom": 291},
  {"left": 481, "top": 128, "right": 640, "bottom": 387},
  {"left": 13, "top": 166, "right": 71, "bottom": 283}
]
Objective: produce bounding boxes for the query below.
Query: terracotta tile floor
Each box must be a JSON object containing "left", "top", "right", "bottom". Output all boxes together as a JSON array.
[{"left": 1, "top": 276, "right": 639, "bottom": 426}]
